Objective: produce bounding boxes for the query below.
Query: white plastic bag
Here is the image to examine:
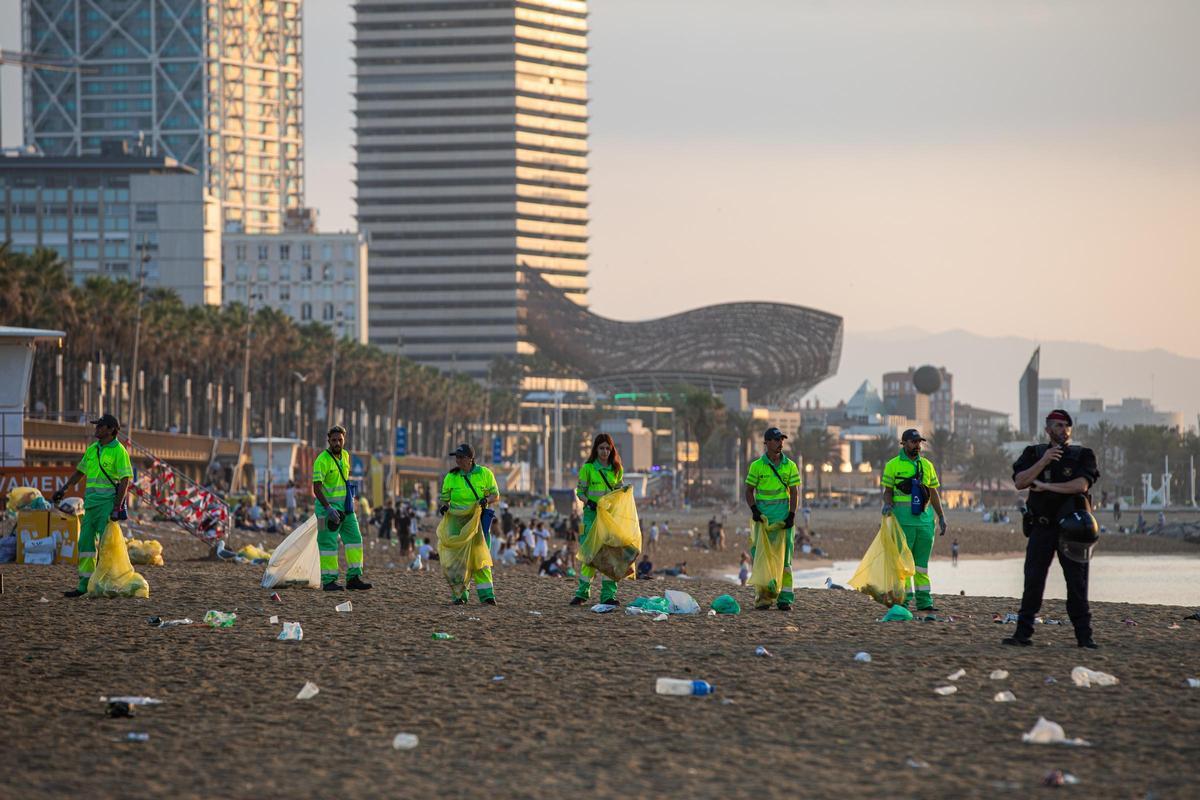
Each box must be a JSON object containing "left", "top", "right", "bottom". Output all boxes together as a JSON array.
[
  {"left": 261, "top": 516, "right": 321, "bottom": 589},
  {"left": 1021, "top": 716, "right": 1091, "bottom": 746},
  {"left": 1071, "top": 666, "right": 1119, "bottom": 688},
  {"left": 665, "top": 589, "right": 700, "bottom": 615}
]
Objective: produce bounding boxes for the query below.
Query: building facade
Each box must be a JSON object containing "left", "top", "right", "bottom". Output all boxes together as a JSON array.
[
  {"left": 0, "top": 145, "right": 221, "bottom": 304},
  {"left": 22, "top": 0, "right": 303, "bottom": 233},
  {"left": 882, "top": 366, "right": 953, "bottom": 432},
  {"left": 354, "top": 0, "right": 590, "bottom": 375},
  {"left": 953, "top": 402, "right": 1010, "bottom": 443},
  {"left": 221, "top": 231, "right": 368, "bottom": 343}
]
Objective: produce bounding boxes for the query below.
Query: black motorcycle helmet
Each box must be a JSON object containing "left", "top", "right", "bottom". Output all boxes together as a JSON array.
[{"left": 1057, "top": 510, "right": 1100, "bottom": 563}]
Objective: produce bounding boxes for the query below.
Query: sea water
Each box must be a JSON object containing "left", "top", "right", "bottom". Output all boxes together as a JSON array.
[{"left": 771, "top": 554, "right": 1200, "bottom": 607}]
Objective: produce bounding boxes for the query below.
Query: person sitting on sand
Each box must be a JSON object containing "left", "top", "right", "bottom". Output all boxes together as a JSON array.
[
  {"left": 497, "top": 542, "right": 518, "bottom": 567},
  {"left": 654, "top": 562, "right": 688, "bottom": 577},
  {"left": 636, "top": 554, "right": 653, "bottom": 580}
]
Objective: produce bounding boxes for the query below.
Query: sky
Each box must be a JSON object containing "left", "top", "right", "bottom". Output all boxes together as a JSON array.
[{"left": 3, "top": 0, "right": 1199, "bottom": 358}]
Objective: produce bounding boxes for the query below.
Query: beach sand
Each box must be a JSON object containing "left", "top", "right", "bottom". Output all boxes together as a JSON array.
[{"left": 2, "top": 514, "right": 1199, "bottom": 799}]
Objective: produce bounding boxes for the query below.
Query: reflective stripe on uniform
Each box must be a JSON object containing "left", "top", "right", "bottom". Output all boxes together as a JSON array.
[{"left": 474, "top": 582, "right": 493, "bottom": 591}]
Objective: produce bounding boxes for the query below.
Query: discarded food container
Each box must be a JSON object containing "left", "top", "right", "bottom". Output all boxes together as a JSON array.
[
  {"left": 203, "top": 610, "right": 237, "bottom": 628},
  {"left": 335, "top": 601, "right": 352, "bottom": 613},
  {"left": 270, "top": 592, "right": 282, "bottom": 603},
  {"left": 989, "top": 670, "right": 1009, "bottom": 680},
  {"left": 392, "top": 733, "right": 419, "bottom": 750},
  {"left": 754, "top": 646, "right": 771, "bottom": 657},
  {"left": 656, "top": 678, "right": 714, "bottom": 696},
  {"left": 431, "top": 632, "right": 454, "bottom": 640},
  {"left": 993, "top": 691, "right": 1016, "bottom": 703},
  {"left": 947, "top": 669, "right": 966, "bottom": 681},
  {"left": 278, "top": 621, "right": 303, "bottom": 641},
  {"left": 854, "top": 652, "right": 872, "bottom": 663},
  {"left": 296, "top": 681, "right": 319, "bottom": 700},
  {"left": 933, "top": 686, "right": 957, "bottom": 696}
]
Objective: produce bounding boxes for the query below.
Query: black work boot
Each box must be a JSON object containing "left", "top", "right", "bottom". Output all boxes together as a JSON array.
[
  {"left": 1077, "top": 637, "right": 1099, "bottom": 649},
  {"left": 323, "top": 581, "right": 345, "bottom": 591},
  {"left": 568, "top": 596, "right": 585, "bottom": 606},
  {"left": 1001, "top": 636, "right": 1032, "bottom": 647},
  {"left": 64, "top": 588, "right": 86, "bottom": 598},
  {"left": 346, "top": 576, "right": 373, "bottom": 591}
]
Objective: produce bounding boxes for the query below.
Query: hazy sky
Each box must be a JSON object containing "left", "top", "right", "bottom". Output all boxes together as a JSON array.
[{"left": 4, "top": 1, "right": 1198, "bottom": 357}]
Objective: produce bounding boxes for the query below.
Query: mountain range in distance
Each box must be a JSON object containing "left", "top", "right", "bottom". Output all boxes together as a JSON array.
[{"left": 801, "top": 327, "right": 1200, "bottom": 430}]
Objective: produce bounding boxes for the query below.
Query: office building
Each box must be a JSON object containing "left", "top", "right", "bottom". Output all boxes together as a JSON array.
[
  {"left": 354, "top": 0, "right": 590, "bottom": 375},
  {"left": 1072, "top": 397, "right": 1184, "bottom": 431},
  {"left": 953, "top": 402, "right": 1010, "bottom": 443},
  {"left": 22, "top": 0, "right": 303, "bottom": 233},
  {"left": 222, "top": 231, "right": 368, "bottom": 343},
  {"left": 0, "top": 144, "right": 221, "bottom": 304},
  {"left": 883, "top": 366, "right": 953, "bottom": 432}
]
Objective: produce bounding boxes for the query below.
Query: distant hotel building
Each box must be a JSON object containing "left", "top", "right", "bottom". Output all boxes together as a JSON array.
[
  {"left": 23, "top": 0, "right": 303, "bottom": 233},
  {"left": 883, "top": 366, "right": 953, "bottom": 433},
  {"left": 354, "top": 0, "right": 590, "bottom": 375},
  {"left": 0, "top": 145, "right": 221, "bottom": 304},
  {"left": 222, "top": 229, "right": 369, "bottom": 344}
]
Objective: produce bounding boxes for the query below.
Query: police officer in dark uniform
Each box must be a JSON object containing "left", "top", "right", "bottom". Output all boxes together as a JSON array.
[{"left": 1005, "top": 409, "right": 1101, "bottom": 649}]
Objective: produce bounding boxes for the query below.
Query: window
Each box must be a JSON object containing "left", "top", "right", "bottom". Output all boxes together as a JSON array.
[
  {"left": 279, "top": 243, "right": 290, "bottom": 260},
  {"left": 322, "top": 303, "right": 335, "bottom": 321},
  {"left": 300, "top": 243, "right": 311, "bottom": 260},
  {"left": 343, "top": 265, "right": 356, "bottom": 282},
  {"left": 344, "top": 303, "right": 355, "bottom": 320},
  {"left": 257, "top": 264, "right": 269, "bottom": 281},
  {"left": 280, "top": 286, "right": 290, "bottom": 301},
  {"left": 342, "top": 243, "right": 355, "bottom": 261},
  {"left": 300, "top": 302, "right": 312, "bottom": 320},
  {"left": 342, "top": 285, "right": 355, "bottom": 301},
  {"left": 279, "top": 263, "right": 291, "bottom": 281},
  {"left": 134, "top": 204, "right": 157, "bottom": 223},
  {"left": 322, "top": 264, "right": 333, "bottom": 282},
  {"left": 321, "top": 243, "right": 333, "bottom": 260},
  {"left": 301, "top": 264, "right": 312, "bottom": 281},
  {"left": 235, "top": 244, "right": 246, "bottom": 260},
  {"left": 257, "top": 244, "right": 269, "bottom": 260}
]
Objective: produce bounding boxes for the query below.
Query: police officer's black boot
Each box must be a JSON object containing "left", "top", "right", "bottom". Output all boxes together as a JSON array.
[{"left": 1077, "top": 636, "right": 1099, "bottom": 649}]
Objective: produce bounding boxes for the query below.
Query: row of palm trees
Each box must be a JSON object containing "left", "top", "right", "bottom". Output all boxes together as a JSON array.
[{"left": 2, "top": 246, "right": 515, "bottom": 455}]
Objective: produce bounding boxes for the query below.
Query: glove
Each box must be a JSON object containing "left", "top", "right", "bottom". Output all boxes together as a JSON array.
[
  {"left": 478, "top": 497, "right": 488, "bottom": 510},
  {"left": 326, "top": 509, "right": 342, "bottom": 528},
  {"left": 51, "top": 489, "right": 65, "bottom": 504},
  {"left": 438, "top": 504, "right": 449, "bottom": 516},
  {"left": 750, "top": 504, "right": 763, "bottom": 523},
  {"left": 881, "top": 505, "right": 892, "bottom": 517},
  {"left": 586, "top": 500, "right": 597, "bottom": 511},
  {"left": 784, "top": 512, "right": 795, "bottom": 529}
]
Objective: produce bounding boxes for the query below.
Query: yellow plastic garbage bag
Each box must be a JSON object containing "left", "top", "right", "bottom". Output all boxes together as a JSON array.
[
  {"left": 127, "top": 538, "right": 164, "bottom": 566},
  {"left": 237, "top": 543, "right": 274, "bottom": 562},
  {"left": 262, "top": 515, "right": 320, "bottom": 589},
  {"left": 87, "top": 521, "right": 149, "bottom": 599},
  {"left": 580, "top": 485, "right": 642, "bottom": 581},
  {"left": 6, "top": 486, "right": 43, "bottom": 511},
  {"left": 847, "top": 515, "right": 916, "bottom": 607},
  {"left": 749, "top": 519, "right": 790, "bottom": 606},
  {"left": 437, "top": 506, "right": 492, "bottom": 598}
]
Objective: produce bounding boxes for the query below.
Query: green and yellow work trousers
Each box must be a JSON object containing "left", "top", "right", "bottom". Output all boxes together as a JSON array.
[
  {"left": 894, "top": 505, "right": 935, "bottom": 610},
  {"left": 750, "top": 498, "right": 794, "bottom": 607},
  {"left": 574, "top": 507, "right": 618, "bottom": 604},
  {"left": 454, "top": 566, "right": 495, "bottom": 603},
  {"left": 76, "top": 499, "right": 115, "bottom": 592},
  {"left": 317, "top": 510, "right": 364, "bottom": 585}
]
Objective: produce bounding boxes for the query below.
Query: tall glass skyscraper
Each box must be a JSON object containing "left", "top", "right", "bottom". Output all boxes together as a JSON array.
[
  {"left": 22, "top": 0, "right": 303, "bottom": 234},
  {"left": 354, "top": 0, "right": 590, "bottom": 376}
]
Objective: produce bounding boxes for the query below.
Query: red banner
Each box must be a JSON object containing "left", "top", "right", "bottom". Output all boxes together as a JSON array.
[{"left": 0, "top": 467, "right": 81, "bottom": 508}]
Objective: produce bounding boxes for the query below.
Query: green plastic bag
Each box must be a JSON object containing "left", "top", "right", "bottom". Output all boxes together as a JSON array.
[
  {"left": 881, "top": 604, "right": 913, "bottom": 622},
  {"left": 630, "top": 596, "right": 670, "bottom": 613},
  {"left": 710, "top": 594, "right": 741, "bottom": 615}
]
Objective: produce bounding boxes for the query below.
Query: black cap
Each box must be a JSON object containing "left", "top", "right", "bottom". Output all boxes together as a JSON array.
[
  {"left": 449, "top": 443, "right": 475, "bottom": 459},
  {"left": 901, "top": 429, "right": 926, "bottom": 443},
  {"left": 763, "top": 427, "right": 788, "bottom": 441},
  {"left": 89, "top": 413, "right": 120, "bottom": 430}
]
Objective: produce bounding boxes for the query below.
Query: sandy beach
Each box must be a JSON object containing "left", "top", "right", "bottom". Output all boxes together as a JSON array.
[{"left": 2, "top": 508, "right": 1199, "bottom": 799}]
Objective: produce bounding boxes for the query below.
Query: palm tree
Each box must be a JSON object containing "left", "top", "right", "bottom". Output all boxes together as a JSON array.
[
  {"left": 796, "top": 426, "right": 840, "bottom": 501},
  {"left": 862, "top": 434, "right": 895, "bottom": 471},
  {"left": 670, "top": 385, "right": 724, "bottom": 502}
]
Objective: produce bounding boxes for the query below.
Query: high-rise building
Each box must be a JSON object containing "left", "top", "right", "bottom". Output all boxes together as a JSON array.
[
  {"left": 354, "top": 0, "right": 590, "bottom": 376},
  {"left": 22, "top": 0, "right": 303, "bottom": 234},
  {"left": 0, "top": 144, "right": 222, "bottom": 304}
]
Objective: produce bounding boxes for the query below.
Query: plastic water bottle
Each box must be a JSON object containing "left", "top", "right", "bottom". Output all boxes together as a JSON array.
[
  {"left": 431, "top": 632, "right": 454, "bottom": 640},
  {"left": 655, "top": 677, "right": 714, "bottom": 696}
]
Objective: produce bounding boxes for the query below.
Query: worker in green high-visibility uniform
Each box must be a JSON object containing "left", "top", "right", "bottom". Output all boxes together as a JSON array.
[
  {"left": 313, "top": 425, "right": 372, "bottom": 592},
  {"left": 438, "top": 443, "right": 500, "bottom": 604},
  {"left": 881, "top": 428, "right": 947, "bottom": 612},
  {"left": 52, "top": 414, "right": 133, "bottom": 597},
  {"left": 745, "top": 427, "right": 801, "bottom": 610},
  {"left": 570, "top": 433, "right": 625, "bottom": 606}
]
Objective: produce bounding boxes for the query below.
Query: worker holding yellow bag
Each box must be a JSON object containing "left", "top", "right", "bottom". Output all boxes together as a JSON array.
[
  {"left": 571, "top": 434, "right": 636, "bottom": 605},
  {"left": 847, "top": 514, "right": 915, "bottom": 607},
  {"left": 437, "top": 443, "right": 499, "bottom": 604},
  {"left": 87, "top": 520, "right": 150, "bottom": 599},
  {"left": 744, "top": 427, "right": 801, "bottom": 610}
]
